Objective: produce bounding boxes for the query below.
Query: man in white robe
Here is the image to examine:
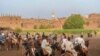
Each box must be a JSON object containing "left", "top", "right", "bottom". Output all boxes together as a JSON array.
[
  {"left": 61, "top": 38, "right": 77, "bottom": 56},
  {"left": 74, "top": 37, "right": 87, "bottom": 50},
  {"left": 41, "top": 37, "right": 52, "bottom": 55}
]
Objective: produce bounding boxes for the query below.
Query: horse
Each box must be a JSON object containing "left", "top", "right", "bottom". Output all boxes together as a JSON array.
[
  {"left": 0, "top": 40, "right": 6, "bottom": 51},
  {"left": 5, "top": 35, "right": 20, "bottom": 50},
  {"left": 10, "top": 36, "right": 19, "bottom": 50},
  {"left": 23, "top": 38, "right": 35, "bottom": 56},
  {"left": 16, "top": 35, "right": 23, "bottom": 50},
  {"left": 5, "top": 36, "right": 12, "bottom": 50},
  {"left": 61, "top": 51, "right": 73, "bottom": 56},
  {"left": 0, "top": 35, "right": 7, "bottom": 51},
  {"left": 85, "top": 40, "right": 89, "bottom": 48},
  {"left": 50, "top": 37, "right": 74, "bottom": 56},
  {"left": 51, "top": 42, "right": 74, "bottom": 56},
  {"left": 33, "top": 36, "right": 43, "bottom": 56},
  {"left": 74, "top": 44, "right": 88, "bottom": 56}
]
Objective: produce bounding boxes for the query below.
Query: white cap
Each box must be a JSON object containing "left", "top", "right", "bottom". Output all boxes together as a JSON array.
[{"left": 1, "top": 33, "right": 4, "bottom": 36}]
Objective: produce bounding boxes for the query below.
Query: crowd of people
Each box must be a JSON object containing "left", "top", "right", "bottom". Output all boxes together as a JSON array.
[{"left": 0, "top": 31, "right": 89, "bottom": 56}]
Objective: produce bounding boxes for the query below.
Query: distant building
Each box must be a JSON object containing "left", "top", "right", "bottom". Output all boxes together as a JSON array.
[
  {"left": 0, "top": 13, "right": 100, "bottom": 30},
  {"left": 84, "top": 13, "right": 100, "bottom": 29},
  {"left": 0, "top": 15, "right": 65, "bottom": 30}
]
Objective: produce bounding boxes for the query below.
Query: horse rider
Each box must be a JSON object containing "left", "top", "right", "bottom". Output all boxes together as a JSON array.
[
  {"left": 23, "top": 37, "right": 35, "bottom": 56},
  {"left": 41, "top": 36, "right": 52, "bottom": 56},
  {"left": 0, "top": 33, "right": 5, "bottom": 44},
  {"left": 73, "top": 35, "right": 88, "bottom": 55},
  {"left": 0, "top": 32, "right": 6, "bottom": 50},
  {"left": 34, "top": 34, "right": 43, "bottom": 56},
  {"left": 61, "top": 34, "right": 77, "bottom": 56}
]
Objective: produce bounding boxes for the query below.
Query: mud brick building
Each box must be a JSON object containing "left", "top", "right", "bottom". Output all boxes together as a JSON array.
[{"left": 0, "top": 13, "right": 100, "bottom": 30}]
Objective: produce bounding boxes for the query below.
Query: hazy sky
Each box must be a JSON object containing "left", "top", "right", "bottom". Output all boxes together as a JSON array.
[{"left": 0, "top": 0, "right": 100, "bottom": 18}]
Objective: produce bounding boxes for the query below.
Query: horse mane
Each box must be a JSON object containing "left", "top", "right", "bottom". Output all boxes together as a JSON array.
[{"left": 74, "top": 44, "right": 82, "bottom": 52}]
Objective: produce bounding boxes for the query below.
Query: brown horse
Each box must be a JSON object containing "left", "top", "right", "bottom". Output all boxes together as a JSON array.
[
  {"left": 61, "top": 51, "right": 73, "bottom": 56},
  {"left": 85, "top": 40, "right": 89, "bottom": 48},
  {"left": 5, "top": 36, "right": 12, "bottom": 50},
  {"left": 0, "top": 41, "right": 6, "bottom": 51},
  {"left": 74, "top": 43, "right": 88, "bottom": 56},
  {"left": 16, "top": 35, "right": 23, "bottom": 50},
  {"left": 23, "top": 38, "right": 35, "bottom": 56},
  {"left": 5, "top": 35, "right": 20, "bottom": 50}
]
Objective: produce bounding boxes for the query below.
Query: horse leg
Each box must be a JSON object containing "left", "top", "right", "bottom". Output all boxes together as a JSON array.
[
  {"left": 25, "top": 50, "right": 30, "bottom": 56},
  {"left": 0, "top": 45, "right": 1, "bottom": 51},
  {"left": 36, "top": 49, "right": 43, "bottom": 56},
  {"left": 0, "top": 44, "right": 5, "bottom": 51},
  {"left": 6, "top": 43, "right": 9, "bottom": 51},
  {"left": 11, "top": 43, "right": 13, "bottom": 49},
  {"left": 16, "top": 43, "right": 20, "bottom": 50},
  {"left": 12, "top": 43, "right": 15, "bottom": 49},
  {"left": 13, "top": 43, "right": 17, "bottom": 50},
  {"left": 8, "top": 43, "right": 11, "bottom": 50},
  {"left": 82, "top": 53, "right": 87, "bottom": 56},
  {"left": 29, "top": 50, "right": 34, "bottom": 56},
  {"left": 2, "top": 44, "right": 5, "bottom": 51}
]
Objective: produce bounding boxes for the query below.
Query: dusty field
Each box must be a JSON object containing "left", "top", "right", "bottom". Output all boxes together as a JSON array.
[
  {"left": 87, "top": 38, "right": 100, "bottom": 56},
  {"left": 0, "top": 37, "right": 100, "bottom": 56},
  {"left": 0, "top": 48, "right": 24, "bottom": 56}
]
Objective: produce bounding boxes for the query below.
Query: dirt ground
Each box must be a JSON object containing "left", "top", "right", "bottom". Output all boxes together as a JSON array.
[
  {"left": 87, "top": 38, "right": 100, "bottom": 56},
  {"left": 0, "top": 37, "right": 100, "bottom": 56}
]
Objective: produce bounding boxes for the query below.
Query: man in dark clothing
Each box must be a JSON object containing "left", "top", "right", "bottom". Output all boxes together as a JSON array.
[
  {"left": 23, "top": 38, "right": 35, "bottom": 56},
  {"left": 0, "top": 33, "right": 5, "bottom": 51},
  {"left": 34, "top": 36, "right": 43, "bottom": 56},
  {"left": 0, "top": 34, "right": 5, "bottom": 45}
]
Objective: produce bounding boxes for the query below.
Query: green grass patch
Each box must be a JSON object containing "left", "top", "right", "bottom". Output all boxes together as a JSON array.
[{"left": 19, "top": 29, "right": 100, "bottom": 34}]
